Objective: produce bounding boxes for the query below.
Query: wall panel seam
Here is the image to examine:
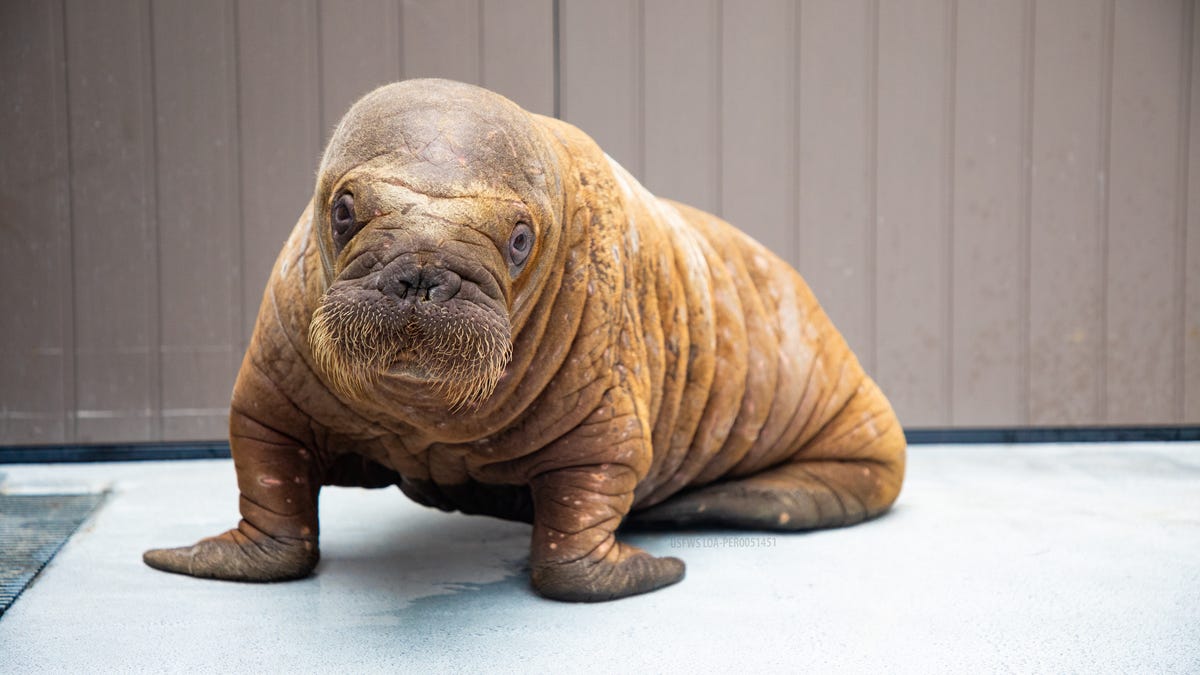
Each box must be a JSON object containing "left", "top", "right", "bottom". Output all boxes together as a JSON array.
[
  {"left": 792, "top": 0, "right": 801, "bottom": 267},
  {"left": 714, "top": 0, "right": 723, "bottom": 218},
  {"left": 556, "top": 0, "right": 565, "bottom": 119},
  {"left": 552, "top": 0, "right": 561, "bottom": 119},
  {"left": 230, "top": 0, "right": 244, "bottom": 378},
  {"left": 316, "top": 0, "right": 326, "bottom": 133},
  {"left": 1191, "top": 0, "right": 1200, "bottom": 420},
  {"left": 477, "top": 0, "right": 485, "bottom": 87},
  {"left": 1099, "top": 0, "right": 1114, "bottom": 420},
  {"left": 396, "top": 0, "right": 404, "bottom": 79},
  {"left": 233, "top": 0, "right": 247, "bottom": 361},
  {"left": 146, "top": 0, "right": 163, "bottom": 441},
  {"left": 314, "top": 0, "right": 326, "bottom": 149},
  {"left": 636, "top": 0, "right": 645, "bottom": 180},
  {"left": 867, "top": 0, "right": 879, "bottom": 374},
  {"left": 1176, "top": 0, "right": 1194, "bottom": 423},
  {"left": 59, "top": 0, "right": 77, "bottom": 442},
  {"left": 1019, "top": 0, "right": 1035, "bottom": 426},
  {"left": 944, "top": 0, "right": 957, "bottom": 425}
]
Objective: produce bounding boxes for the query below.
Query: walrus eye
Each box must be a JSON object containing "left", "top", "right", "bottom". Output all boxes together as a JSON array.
[
  {"left": 331, "top": 192, "right": 358, "bottom": 247},
  {"left": 508, "top": 222, "right": 534, "bottom": 268}
]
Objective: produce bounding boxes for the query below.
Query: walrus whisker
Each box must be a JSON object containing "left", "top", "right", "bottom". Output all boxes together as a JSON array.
[{"left": 309, "top": 287, "right": 512, "bottom": 412}]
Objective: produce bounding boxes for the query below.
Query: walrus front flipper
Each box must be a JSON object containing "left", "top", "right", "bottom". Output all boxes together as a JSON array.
[
  {"left": 143, "top": 400, "right": 321, "bottom": 582},
  {"left": 142, "top": 520, "right": 316, "bottom": 582},
  {"left": 528, "top": 464, "right": 685, "bottom": 602}
]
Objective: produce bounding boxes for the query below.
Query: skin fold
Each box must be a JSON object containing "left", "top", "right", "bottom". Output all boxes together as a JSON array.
[{"left": 143, "top": 79, "right": 906, "bottom": 602}]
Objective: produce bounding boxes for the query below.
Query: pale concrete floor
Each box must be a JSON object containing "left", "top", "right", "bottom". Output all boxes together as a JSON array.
[{"left": 0, "top": 443, "right": 1197, "bottom": 674}]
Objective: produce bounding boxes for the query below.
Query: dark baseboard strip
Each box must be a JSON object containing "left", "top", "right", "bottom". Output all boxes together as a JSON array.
[
  {"left": 1, "top": 427, "right": 1198, "bottom": 464},
  {"left": 903, "top": 426, "right": 1200, "bottom": 445},
  {"left": 0, "top": 441, "right": 231, "bottom": 464}
]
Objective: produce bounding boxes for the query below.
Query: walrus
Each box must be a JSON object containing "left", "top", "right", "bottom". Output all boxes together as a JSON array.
[{"left": 143, "top": 79, "right": 905, "bottom": 602}]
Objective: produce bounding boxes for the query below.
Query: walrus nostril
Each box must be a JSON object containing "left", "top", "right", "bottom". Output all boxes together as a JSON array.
[
  {"left": 380, "top": 264, "right": 462, "bottom": 303},
  {"left": 378, "top": 273, "right": 409, "bottom": 298},
  {"left": 426, "top": 270, "right": 462, "bottom": 303}
]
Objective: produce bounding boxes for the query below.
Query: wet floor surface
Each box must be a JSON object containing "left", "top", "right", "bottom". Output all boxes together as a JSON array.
[{"left": 0, "top": 443, "right": 1197, "bottom": 673}]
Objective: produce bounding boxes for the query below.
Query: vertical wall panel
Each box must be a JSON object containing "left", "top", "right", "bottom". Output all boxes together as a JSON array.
[
  {"left": 1187, "top": 2, "right": 1200, "bottom": 422},
  {"left": 559, "top": 0, "right": 641, "bottom": 175},
  {"left": 1028, "top": 0, "right": 1107, "bottom": 425},
  {"left": 642, "top": 0, "right": 719, "bottom": 214},
  {"left": 875, "top": 0, "right": 952, "bottom": 427},
  {"left": 319, "top": 0, "right": 402, "bottom": 144},
  {"left": 951, "top": 0, "right": 1028, "bottom": 425},
  {"left": 0, "top": 1, "right": 71, "bottom": 443},
  {"left": 4, "top": 2, "right": 1200, "bottom": 447},
  {"left": 401, "top": 0, "right": 481, "bottom": 84},
  {"left": 65, "top": 0, "right": 158, "bottom": 442},
  {"left": 796, "top": 0, "right": 874, "bottom": 360},
  {"left": 1105, "top": 0, "right": 1186, "bottom": 424},
  {"left": 152, "top": 0, "right": 239, "bottom": 440},
  {"left": 720, "top": 0, "right": 796, "bottom": 268},
  {"left": 481, "top": 0, "right": 555, "bottom": 117},
  {"left": 237, "top": 1, "right": 321, "bottom": 345}
]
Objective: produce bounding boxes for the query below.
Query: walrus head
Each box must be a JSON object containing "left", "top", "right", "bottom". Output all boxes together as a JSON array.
[{"left": 307, "top": 80, "right": 563, "bottom": 410}]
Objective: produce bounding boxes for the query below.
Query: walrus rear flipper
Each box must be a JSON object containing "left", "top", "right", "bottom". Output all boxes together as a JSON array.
[
  {"left": 631, "top": 384, "right": 906, "bottom": 531},
  {"left": 628, "top": 456, "right": 901, "bottom": 530}
]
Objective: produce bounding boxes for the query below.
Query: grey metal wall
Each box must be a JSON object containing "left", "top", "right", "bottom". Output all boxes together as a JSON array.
[{"left": 1, "top": 0, "right": 1197, "bottom": 445}]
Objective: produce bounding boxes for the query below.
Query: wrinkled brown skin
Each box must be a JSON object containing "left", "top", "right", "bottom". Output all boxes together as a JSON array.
[{"left": 144, "top": 79, "right": 906, "bottom": 602}]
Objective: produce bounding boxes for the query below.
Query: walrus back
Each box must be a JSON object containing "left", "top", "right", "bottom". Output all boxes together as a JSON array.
[{"left": 602, "top": 159, "right": 903, "bottom": 510}]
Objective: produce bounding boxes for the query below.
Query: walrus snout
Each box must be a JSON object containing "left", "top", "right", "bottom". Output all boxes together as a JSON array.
[
  {"left": 309, "top": 250, "right": 514, "bottom": 410},
  {"left": 362, "top": 247, "right": 504, "bottom": 313}
]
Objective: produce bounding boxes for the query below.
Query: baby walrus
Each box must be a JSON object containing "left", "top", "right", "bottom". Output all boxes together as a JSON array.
[{"left": 144, "top": 79, "right": 906, "bottom": 602}]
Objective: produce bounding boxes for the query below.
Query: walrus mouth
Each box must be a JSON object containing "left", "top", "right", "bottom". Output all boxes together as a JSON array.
[{"left": 309, "top": 285, "right": 512, "bottom": 410}]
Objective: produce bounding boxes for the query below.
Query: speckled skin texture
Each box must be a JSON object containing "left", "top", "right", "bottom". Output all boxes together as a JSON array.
[{"left": 143, "top": 79, "right": 906, "bottom": 602}]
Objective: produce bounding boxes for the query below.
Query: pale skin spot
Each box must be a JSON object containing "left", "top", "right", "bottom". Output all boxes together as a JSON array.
[
  {"left": 778, "top": 512, "right": 790, "bottom": 525},
  {"left": 549, "top": 543, "right": 558, "bottom": 550}
]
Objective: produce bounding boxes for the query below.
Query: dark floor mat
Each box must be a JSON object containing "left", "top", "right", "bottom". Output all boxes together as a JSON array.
[{"left": 0, "top": 493, "right": 106, "bottom": 618}]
